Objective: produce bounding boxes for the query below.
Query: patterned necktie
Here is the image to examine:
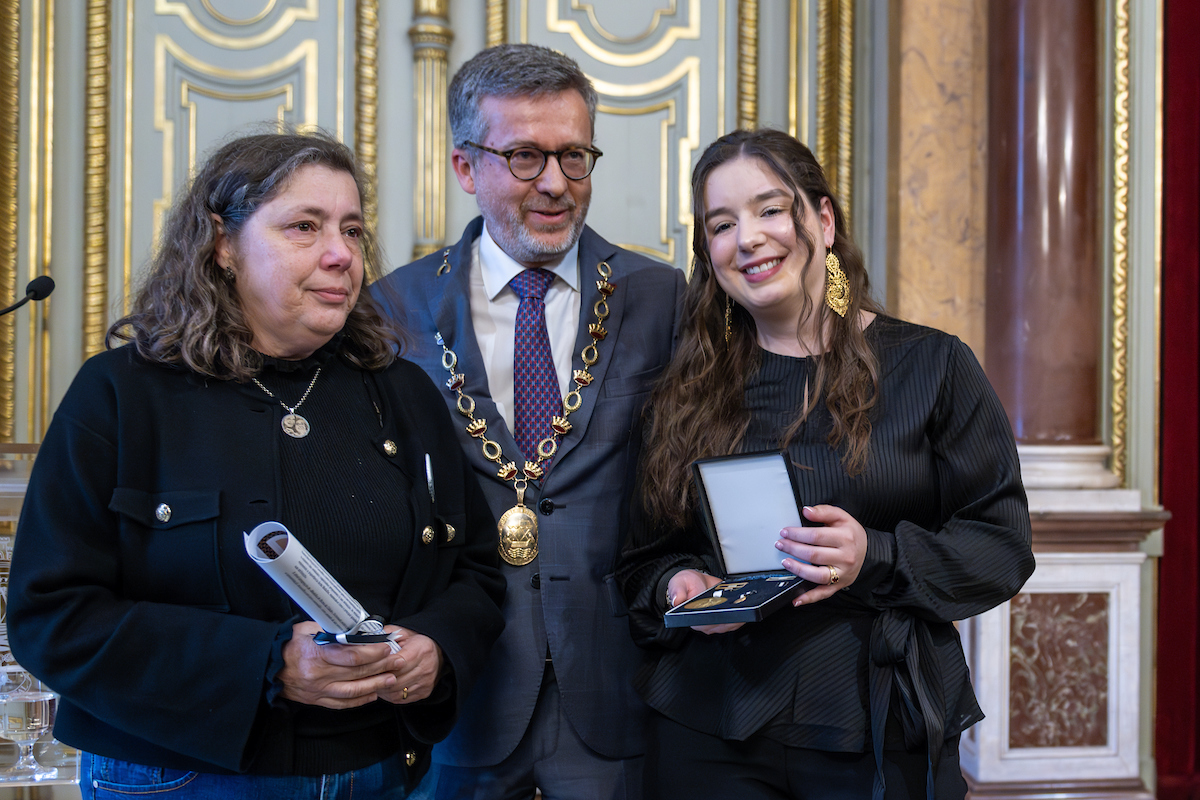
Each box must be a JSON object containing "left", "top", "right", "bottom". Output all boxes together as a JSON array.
[{"left": 510, "top": 268, "right": 561, "bottom": 462}]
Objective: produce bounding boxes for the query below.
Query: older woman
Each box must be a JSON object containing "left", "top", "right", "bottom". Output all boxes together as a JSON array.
[
  {"left": 7, "top": 131, "right": 504, "bottom": 798},
  {"left": 617, "top": 129, "right": 1034, "bottom": 799}
]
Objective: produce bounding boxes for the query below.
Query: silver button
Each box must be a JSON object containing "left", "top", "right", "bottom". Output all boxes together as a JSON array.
[{"left": 155, "top": 503, "right": 171, "bottom": 523}]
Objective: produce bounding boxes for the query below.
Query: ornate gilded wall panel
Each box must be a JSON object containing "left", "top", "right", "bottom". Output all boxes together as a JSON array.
[
  {"left": 498, "top": 0, "right": 730, "bottom": 270},
  {"left": 452, "top": 0, "right": 851, "bottom": 271},
  {"left": 112, "top": 0, "right": 364, "bottom": 327}
]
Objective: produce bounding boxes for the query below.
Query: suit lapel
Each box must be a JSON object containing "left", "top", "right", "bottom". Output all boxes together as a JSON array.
[
  {"left": 549, "top": 227, "right": 625, "bottom": 472},
  {"left": 427, "top": 219, "right": 524, "bottom": 476}
]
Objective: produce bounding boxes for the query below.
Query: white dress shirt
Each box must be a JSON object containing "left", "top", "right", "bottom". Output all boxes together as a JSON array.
[{"left": 469, "top": 223, "right": 582, "bottom": 432}]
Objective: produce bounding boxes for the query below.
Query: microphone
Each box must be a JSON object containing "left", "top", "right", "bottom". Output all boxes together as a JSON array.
[{"left": 0, "top": 276, "right": 56, "bottom": 317}]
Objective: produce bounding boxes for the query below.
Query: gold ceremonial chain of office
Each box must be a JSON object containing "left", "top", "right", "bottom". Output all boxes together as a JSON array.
[{"left": 436, "top": 261, "right": 615, "bottom": 565}]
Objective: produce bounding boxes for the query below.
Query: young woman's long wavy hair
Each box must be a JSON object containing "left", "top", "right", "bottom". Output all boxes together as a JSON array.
[
  {"left": 640, "top": 129, "right": 884, "bottom": 529},
  {"left": 108, "top": 129, "right": 405, "bottom": 381}
]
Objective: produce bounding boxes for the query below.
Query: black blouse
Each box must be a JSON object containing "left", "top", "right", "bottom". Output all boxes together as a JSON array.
[{"left": 618, "top": 317, "right": 1034, "bottom": 772}]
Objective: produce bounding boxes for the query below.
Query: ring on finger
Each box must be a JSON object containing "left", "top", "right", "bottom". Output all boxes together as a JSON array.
[
  {"left": 401, "top": 686, "right": 409, "bottom": 700},
  {"left": 828, "top": 565, "right": 840, "bottom": 585}
]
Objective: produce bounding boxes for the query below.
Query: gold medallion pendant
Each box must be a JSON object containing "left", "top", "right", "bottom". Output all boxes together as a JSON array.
[{"left": 498, "top": 502, "right": 538, "bottom": 566}]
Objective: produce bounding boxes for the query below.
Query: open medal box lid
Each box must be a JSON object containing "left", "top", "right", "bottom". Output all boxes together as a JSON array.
[{"left": 664, "top": 451, "right": 816, "bottom": 628}]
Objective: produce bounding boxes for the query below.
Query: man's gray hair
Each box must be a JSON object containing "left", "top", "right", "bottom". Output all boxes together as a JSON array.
[{"left": 448, "top": 44, "right": 599, "bottom": 150}]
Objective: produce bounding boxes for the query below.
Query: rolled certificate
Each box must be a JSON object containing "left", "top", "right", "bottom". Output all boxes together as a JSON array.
[{"left": 244, "top": 521, "right": 400, "bottom": 652}]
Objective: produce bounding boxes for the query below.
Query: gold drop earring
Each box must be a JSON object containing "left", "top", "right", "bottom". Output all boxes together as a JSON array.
[{"left": 824, "top": 250, "right": 850, "bottom": 317}]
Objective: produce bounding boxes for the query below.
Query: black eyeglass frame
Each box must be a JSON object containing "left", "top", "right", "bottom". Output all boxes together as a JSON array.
[{"left": 463, "top": 140, "right": 604, "bottom": 181}]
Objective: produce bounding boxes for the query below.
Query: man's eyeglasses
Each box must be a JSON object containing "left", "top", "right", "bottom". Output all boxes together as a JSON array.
[{"left": 463, "top": 141, "right": 603, "bottom": 181}]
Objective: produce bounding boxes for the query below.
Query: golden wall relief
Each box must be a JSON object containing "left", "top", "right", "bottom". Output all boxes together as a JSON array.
[
  {"left": 1, "top": 0, "right": 20, "bottom": 445},
  {"left": 1009, "top": 592, "right": 1110, "bottom": 749}
]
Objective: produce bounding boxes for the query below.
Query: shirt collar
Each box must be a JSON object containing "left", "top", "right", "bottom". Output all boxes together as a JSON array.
[{"left": 479, "top": 222, "right": 581, "bottom": 301}]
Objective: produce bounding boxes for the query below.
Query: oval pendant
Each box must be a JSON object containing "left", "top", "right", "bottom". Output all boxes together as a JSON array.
[
  {"left": 281, "top": 413, "right": 311, "bottom": 439},
  {"left": 497, "top": 504, "right": 538, "bottom": 566}
]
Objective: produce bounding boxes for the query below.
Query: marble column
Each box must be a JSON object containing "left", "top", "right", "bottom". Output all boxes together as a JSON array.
[
  {"left": 984, "top": 0, "right": 1116, "bottom": 490},
  {"left": 962, "top": 3, "right": 1160, "bottom": 798}
]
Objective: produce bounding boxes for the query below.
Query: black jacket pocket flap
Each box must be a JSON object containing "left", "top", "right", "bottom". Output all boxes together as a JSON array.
[{"left": 109, "top": 488, "right": 220, "bottom": 530}]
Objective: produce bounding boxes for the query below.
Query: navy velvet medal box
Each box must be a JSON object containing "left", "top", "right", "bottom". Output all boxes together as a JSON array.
[{"left": 664, "top": 451, "right": 816, "bottom": 628}]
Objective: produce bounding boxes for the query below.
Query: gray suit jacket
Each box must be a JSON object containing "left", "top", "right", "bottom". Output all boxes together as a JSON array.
[{"left": 374, "top": 217, "right": 685, "bottom": 766}]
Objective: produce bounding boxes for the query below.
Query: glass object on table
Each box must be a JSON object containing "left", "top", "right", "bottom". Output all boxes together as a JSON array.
[{"left": 0, "top": 666, "right": 58, "bottom": 781}]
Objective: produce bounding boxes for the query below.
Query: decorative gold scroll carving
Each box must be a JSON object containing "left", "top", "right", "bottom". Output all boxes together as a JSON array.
[
  {"left": 1109, "top": 0, "right": 1131, "bottom": 485},
  {"left": 410, "top": 0, "right": 453, "bottom": 259},
  {"left": 0, "top": 0, "right": 18, "bottom": 444},
  {"left": 84, "top": 0, "right": 111, "bottom": 361},
  {"left": 815, "top": 0, "right": 853, "bottom": 220},
  {"left": 736, "top": 0, "right": 757, "bottom": 130},
  {"left": 486, "top": 0, "right": 507, "bottom": 47},
  {"left": 357, "top": 0, "right": 380, "bottom": 234},
  {"left": 549, "top": 0, "right": 699, "bottom": 68},
  {"left": 155, "top": 0, "right": 318, "bottom": 50}
]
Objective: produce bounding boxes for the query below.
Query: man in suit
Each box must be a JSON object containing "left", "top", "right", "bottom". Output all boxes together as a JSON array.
[{"left": 375, "top": 44, "right": 685, "bottom": 799}]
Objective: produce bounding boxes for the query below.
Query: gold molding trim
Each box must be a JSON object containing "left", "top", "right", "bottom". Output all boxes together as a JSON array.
[
  {"left": 1109, "top": 0, "right": 1131, "bottom": 485},
  {"left": 815, "top": 0, "right": 853, "bottom": 219},
  {"left": 593, "top": 57, "right": 700, "bottom": 273},
  {"left": 486, "top": 0, "right": 507, "bottom": 47},
  {"left": 410, "top": 2, "right": 453, "bottom": 259},
  {"left": 0, "top": 0, "right": 18, "bottom": 443},
  {"left": 573, "top": 0, "right": 677, "bottom": 45},
  {"left": 155, "top": 0, "right": 318, "bottom": 50},
  {"left": 549, "top": 0, "right": 700, "bottom": 68},
  {"left": 736, "top": 0, "right": 757, "bottom": 130},
  {"left": 84, "top": 0, "right": 111, "bottom": 362},
  {"left": 598, "top": 99, "right": 677, "bottom": 263},
  {"left": 356, "top": 0, "right": 380, "bottom": 233},
  {"left": 200, "top": 0, "right": 277, "bottom": 27},
  {"left": 153, "top": 35, "right": 318, "bottom": 240}
]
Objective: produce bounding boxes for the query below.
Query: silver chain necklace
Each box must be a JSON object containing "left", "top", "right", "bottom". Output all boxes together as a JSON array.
[{"left": 252, "top": 366, "right": 322, "bottom": 439}]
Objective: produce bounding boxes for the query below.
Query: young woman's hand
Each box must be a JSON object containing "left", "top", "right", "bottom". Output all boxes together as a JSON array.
[{"left": 776, "top": 504, "right": 868, "bottom": 606}]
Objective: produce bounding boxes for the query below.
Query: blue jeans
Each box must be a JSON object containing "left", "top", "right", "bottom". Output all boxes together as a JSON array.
[{"left": 80, "top": 752, "right": 410, "bottom": 800}]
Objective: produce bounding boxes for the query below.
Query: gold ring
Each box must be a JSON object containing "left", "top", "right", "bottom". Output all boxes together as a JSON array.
[
  {"left": 828, "top": 566, "right": 840, "bottom": 585},
  {"left": 401, "top": 686, "right": 409, "bottom": 700}
]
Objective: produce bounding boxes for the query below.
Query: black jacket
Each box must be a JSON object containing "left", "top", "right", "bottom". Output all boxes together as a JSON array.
[{"left": 7, "top": 344, "right": 505, "bottom": 785}]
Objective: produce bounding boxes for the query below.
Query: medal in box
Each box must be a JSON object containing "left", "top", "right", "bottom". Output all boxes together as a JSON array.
[{"left": 664, "top": 451, "right": 816, "bottom": 627}]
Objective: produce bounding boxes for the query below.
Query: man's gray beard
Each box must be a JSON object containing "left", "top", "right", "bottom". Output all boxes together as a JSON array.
[{"left": 489, "top": 198, "right": 590, "bottom": 265}]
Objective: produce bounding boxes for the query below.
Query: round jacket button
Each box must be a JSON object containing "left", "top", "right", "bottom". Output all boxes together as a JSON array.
[
  {"left": 538, "top": 498, "right": 554, "bottom": 516},
  {"left": 155, "top": 503, "right": 171, "bottom": 523},
  {"left": 421, "top": 526, "right": 435, "bottom": 545},
  {"left": 383, "top": 440, "right": 398, "bottom": 457},
  {"left": 445, "top": 524, "right": 456, "bottom": 543},
  {"left": 530, "top": 572, "right": 541, "bottom": 589},
  {"left": 405, "top": 750, "right": 417, "bottom": 767}
]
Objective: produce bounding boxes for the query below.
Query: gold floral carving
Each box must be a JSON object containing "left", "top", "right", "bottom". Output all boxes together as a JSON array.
[
  {"left": 737, "top": 0, "right": 757, "bottom": 130},
  {"left": 84, "top": 0, "right": 111, "bottom": 361},
  {"left": 1109, "top": 0, "right": 1131, "bottom": 485},
  {"left": 356, "top": 0, "right": 379, "bottom": 231},
  {"left": 0, "top": 0, "right": 18, "bottom": 444},
  {"left": 815, "top": 0, "right": 853, "bottom": 220}
]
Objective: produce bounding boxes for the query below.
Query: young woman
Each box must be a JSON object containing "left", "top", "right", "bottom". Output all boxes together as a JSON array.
[{"left": 618, "top": 129, "right": 1034, "bottom": 799}]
